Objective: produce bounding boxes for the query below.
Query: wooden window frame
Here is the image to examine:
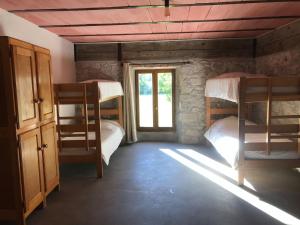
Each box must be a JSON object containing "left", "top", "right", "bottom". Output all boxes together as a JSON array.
[{"left": 135, "top": 69, "right": 176, "bottom": 132}]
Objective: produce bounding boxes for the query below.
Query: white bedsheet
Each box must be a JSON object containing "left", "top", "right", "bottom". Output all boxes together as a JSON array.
[
  {"left": 81, "top": 79, "right": 124, "bottom": 101},
  {"left": 205, "top": 73, "right": 266, "bottom": 103},
  {"left": 62, "top": 120, "right": 125, "bottom": 165},
  {"left": 205, "top": 77, "right": 241, "bottom": 103},
  {"left": 204, "top": 116, "right": 300, "bottom": 168}
]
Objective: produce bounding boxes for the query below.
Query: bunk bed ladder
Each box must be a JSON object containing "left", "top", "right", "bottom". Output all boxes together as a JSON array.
[{"left": 267, "top": 77, "right": 300, "bottom": 155}]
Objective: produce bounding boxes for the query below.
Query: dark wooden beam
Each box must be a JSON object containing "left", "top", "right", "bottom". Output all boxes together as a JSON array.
[
  {"left": 41, "top": 16, "right": 300, "bottom": 28},
  {"left": 73, "top": 36, "right": 256, "bottom": 44},
  {"left": 61, "top": 28, "right": 273, "bottom": 38},
  {"left": 117, "top": 43, "right": 122, "bottom": 61},
  {"left": 9, "top": 0, "right": 300, "bottom": 13},
  {"left": 252, "top": 39, "right": 257, "bottom": 58}
]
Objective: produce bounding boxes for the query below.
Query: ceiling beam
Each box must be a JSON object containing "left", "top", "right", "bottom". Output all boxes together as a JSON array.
[
  {"left": 9, "top": 0, "right": 300, "bottom": 13},
  {"left": 41, "top": 16, "right": 300, "bottom": 28},
  {"left": 60, "top": 28, "right": 273, "bottom": 37},
  {"left": 73, "top": 36, "right": 256, "bottom": 44}
]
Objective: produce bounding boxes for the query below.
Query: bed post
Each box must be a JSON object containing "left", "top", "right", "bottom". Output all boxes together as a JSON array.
[
  {"left": 238, "top": 78, "right": 246, "bottom": 186},
  {"left": 298, "top": 118, "right": 300, "bottom": 154},
  {"left": 118, "top": 96, "right": 124, "bottom": 127},
  {"left": 83, "top": 84, "right": 89, "bottom": 151},
  {"left": 54, "top": 85, "right": 62, "bottom": 153},
  {"left": 93, "top": 82, "right": 103, "bottom": 178},
  {"left": 266, "top": 78, "right": 272, "bottom": 155},
  {"left": 206, "top": 97, "right": 211, "bottom": 129}
]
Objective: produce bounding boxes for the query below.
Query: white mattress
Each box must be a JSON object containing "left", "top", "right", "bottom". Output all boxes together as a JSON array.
[
  {"left": 205, "top": 77, "right": 241, "bottom": 103},
  {"left": 62, "top": 120, "right": 125, "bottom": 165},
  {"left": 205, "top": 73, "right": 267, "bottom": 103},
  {"left": 81, "top": 79, "right": 124, "bottom": 101},
  {"left": 204, "top": 116, "right": 300, "bottom": 168}
]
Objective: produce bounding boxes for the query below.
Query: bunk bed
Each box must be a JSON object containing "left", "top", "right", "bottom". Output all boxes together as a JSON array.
[
  {"left": 204, "top": 73, "right": 300, "bottom": 185},
  {"left": 54, "top": 80, "right": 124, "bottom": 178}
]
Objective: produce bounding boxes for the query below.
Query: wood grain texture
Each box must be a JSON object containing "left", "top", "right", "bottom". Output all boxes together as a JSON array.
[
  {"left": 36, "top": 51, "right": 55, "bottom": 121},
  {"left": 54, "top": 82, "right": 123, "bottom": 178},
  {"left": 41, "top": 122, "right": 59, "bottom": 196},
  {"left": 12, "top": 45, "right": 39, "bottom": 129},
  {"left": 206, "top": 76, "right": 300, "bottom": 186},
  {"left": 0, "top": 37, "right": 59, "bottom": 225},
  {"left": 19, "top": 128, "right": 44, "bottom": 215}
]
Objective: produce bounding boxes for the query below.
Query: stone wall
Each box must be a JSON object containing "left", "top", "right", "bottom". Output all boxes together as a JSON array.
[
  {"left": 75, "top": 39, "right": 256, "bottom": 144},
  {"left": 255, "top": 19, "right": 300, "bottom": 123},
  {"left": 176, "top": 58, "right": 255, "bottom": 143}
]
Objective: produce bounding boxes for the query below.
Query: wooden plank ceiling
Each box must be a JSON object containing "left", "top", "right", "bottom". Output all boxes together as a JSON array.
[{"left": 1, "top": 0, "right": 300, "bottom": 43}]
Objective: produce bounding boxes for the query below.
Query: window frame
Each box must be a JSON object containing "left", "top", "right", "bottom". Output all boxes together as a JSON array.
[{"left": 135, "top": 69, "right": 176, "bottom": 132}]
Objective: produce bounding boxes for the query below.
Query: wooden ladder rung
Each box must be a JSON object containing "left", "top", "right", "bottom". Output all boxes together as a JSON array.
[
  {"left": 270, "top": 135, "right": 300, "bottom": 139},
  {"left": 59, "top": 116, "right": 85, "bottom": 120},
  {"left": 271, "top": 115, "right": 300, "bottom": 119},
  {"left": 61, "top": 133, "right": 86, "bottom": 138}
]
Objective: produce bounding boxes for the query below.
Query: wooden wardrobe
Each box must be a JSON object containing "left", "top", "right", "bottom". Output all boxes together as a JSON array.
[{"left": 0, "top": 37, "right": 59, "bottom": 225}]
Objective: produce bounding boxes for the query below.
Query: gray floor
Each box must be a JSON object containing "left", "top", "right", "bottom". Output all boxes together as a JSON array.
[{"left": 24, "top": 142, "right": 300, "bottom": 225}]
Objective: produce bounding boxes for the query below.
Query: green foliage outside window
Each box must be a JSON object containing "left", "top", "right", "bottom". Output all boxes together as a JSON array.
[
  {"left": 139, "top": 73, "right": 172, "bottom": 102},
  {"left": 158, "top": 74, "right": 172, "bottom": 102}
]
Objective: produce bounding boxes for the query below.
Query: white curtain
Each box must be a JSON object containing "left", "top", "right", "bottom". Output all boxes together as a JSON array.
[{"left": 123, "top": 63, "right": 138, "bottom": 143}]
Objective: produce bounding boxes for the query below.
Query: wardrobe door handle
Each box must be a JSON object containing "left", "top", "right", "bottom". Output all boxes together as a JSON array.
[
  {"left": 42, "top": 144, "right": 48, "bottom": 149},
  {"left": 39, "top": 98, "right": 44, "bottom": 103}
]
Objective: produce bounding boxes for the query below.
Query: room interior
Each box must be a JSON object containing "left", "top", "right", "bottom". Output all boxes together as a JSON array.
[{"left": 0, "top": 1, "right": 300, "bottom": 225}]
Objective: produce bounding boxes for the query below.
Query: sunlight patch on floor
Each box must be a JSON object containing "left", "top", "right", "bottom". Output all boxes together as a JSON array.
[
  {"left": 176, "top": 148, "right": 255, "bottom": 191},
  {"left": 160, "top": 148, "right": 300, "bottom": 225}
]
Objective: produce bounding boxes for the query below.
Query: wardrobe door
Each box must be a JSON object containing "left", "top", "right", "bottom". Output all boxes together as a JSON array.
[
  {"left": 19, "top": 128, "right": 44, "bottom": 214},
  {"left": 12, "top": 46, "right": 39, "bottom": 129},
  {"left": 36, "top": 51, "right": 54, "bottom": 121},
  {"left": 41, "top": 122, "right": 59, "bottom": 195}
]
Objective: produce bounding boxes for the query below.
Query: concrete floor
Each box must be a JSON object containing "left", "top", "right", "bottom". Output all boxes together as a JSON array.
[{"left": 18, "top": 143, "right": 300, "bottom": 225}]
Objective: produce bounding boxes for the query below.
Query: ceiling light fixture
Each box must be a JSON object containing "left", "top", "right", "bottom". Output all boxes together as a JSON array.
[{"left": 165, "top": 0, "right": 170, "bottom": 17}]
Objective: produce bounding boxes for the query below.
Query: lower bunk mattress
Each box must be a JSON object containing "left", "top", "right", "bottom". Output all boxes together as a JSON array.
[
  {"left": 61, "top": 120, "right": 125, "bottom": 165},
  {"left": 204, "top": 116, "right": 300, "bottom": 168}
]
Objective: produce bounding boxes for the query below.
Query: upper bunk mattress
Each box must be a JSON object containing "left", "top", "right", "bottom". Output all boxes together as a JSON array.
[
  {"left": 82, "top": 79, "right": 124, "bottom": 101},
  {"left": 205, "top": 72, "right": 265, "bottom": 103}
]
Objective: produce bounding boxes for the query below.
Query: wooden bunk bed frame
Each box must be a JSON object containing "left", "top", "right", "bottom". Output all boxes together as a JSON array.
[
  {"left": 206, "top": 76, "right": 300, "bottom": 186},
  {"left": 54, "top": 82, "right": 123, "bottom": 178}
]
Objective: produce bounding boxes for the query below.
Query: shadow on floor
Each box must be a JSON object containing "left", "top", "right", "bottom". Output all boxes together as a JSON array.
[{"left": 4, "top": 142, "right": 299, "bottom": 225}]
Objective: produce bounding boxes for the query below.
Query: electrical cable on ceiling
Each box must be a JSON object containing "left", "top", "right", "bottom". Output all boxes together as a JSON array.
[{"left": 165, "top": 0, "right": 170, "bottom": 17}]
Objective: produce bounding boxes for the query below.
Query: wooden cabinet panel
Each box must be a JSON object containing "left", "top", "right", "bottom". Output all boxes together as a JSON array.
[
  {"left": 0, "top": 37, "right": 59, "bottom": 225},
  {"left": 12, "top": 46, "right": 39, "bottom": 129},
  {"left": 19, "top": 128, "right": 44, "bottom": 214},
  {"left": 36, "top": 52, "right": 54, "bottom": 121},
  {"left": 41, "top": 123, "right": 59, "bottom": 194}
]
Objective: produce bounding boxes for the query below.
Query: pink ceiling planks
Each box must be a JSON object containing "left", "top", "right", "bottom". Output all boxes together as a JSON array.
[
  {"left": 14, "top": 8, "right": 153, "bottom": 26},
  {"left": 47, "top": 24, "right": 153, "bottom": 36},
  {"left": 1, "top": 0, "right": 300, "bottom": 43},
  {"left": 0, "top": 0, "right": 129, "bottom": 10},
  {"left": 147, "top": 7, "right": 190, "bottom": 22},
  {"left": 207, "top": 2, "right": 300, "bottom": 20}
]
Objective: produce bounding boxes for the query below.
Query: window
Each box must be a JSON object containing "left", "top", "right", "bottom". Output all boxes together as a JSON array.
[{"left": 135, "top": 69, "right": 175, "bottom": 131}]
